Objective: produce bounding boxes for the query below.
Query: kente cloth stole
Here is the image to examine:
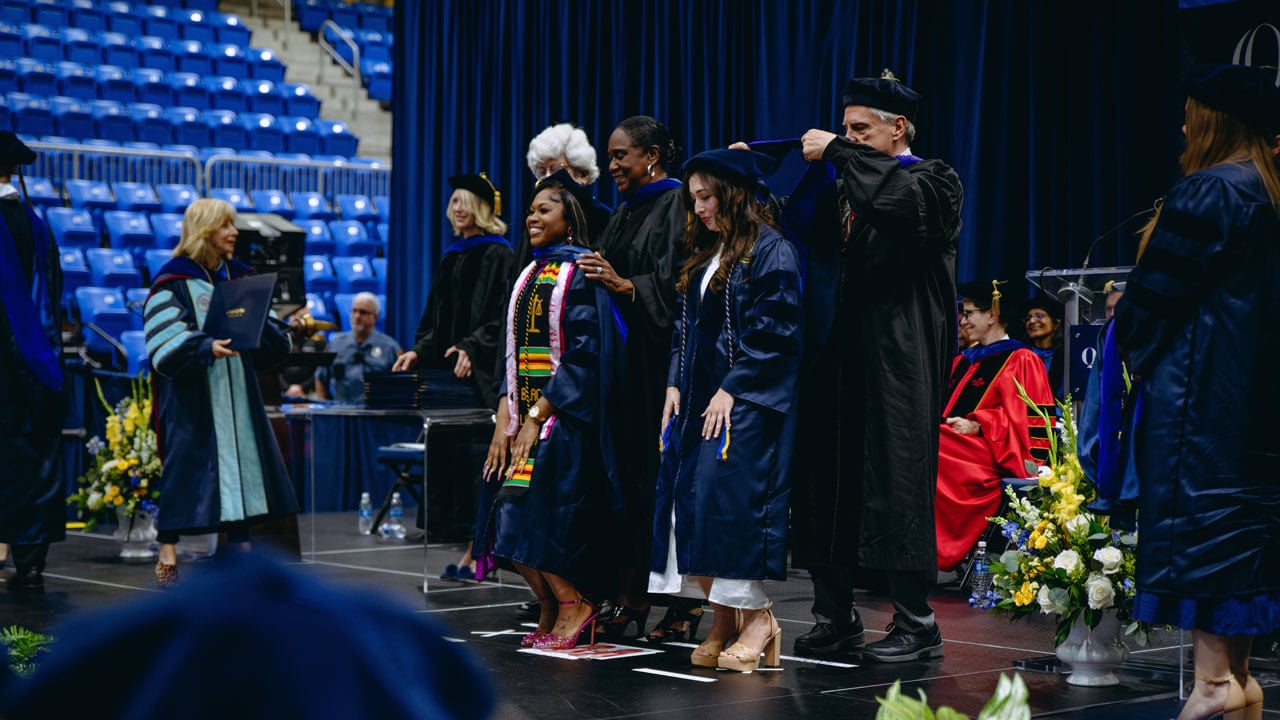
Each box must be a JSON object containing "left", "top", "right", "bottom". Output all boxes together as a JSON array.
[{"left": 501, "top": 260, "right": 572, "bottom": 495}]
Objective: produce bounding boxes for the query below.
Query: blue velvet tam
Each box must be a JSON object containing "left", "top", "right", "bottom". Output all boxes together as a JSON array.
[
  {"left": 681, "top": 148, "right": 781, "bottom": 192},
  {"left": 448, "top": 171, "right": 501, "bottom": 214},
  {"left": 1186, "top": 63, "right": 1280, "bottom": 131},
  {"left": 840, "top": 72, "right": 922, "bottom": 121},
  {"left": 0, "top": 131, "right": 37, "bottom": 167}
]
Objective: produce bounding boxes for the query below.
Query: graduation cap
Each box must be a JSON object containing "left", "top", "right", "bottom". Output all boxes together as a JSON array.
[
  {"left": 0, "top": 131, "right": 37, "bottom": 168},
  {"left": 681, "top": 148, "right": 781, "bottom": 197},
  {"left": 840, "top": 68, "right": 922, "bottom": 122},
  {"left": 1022, "top": 293, "right": 1064, "bottom": 322},
  {"left": 447, "top": 172, "right": 502, "bottom": 215},
  {"left": 957, "top": 279, "right": 1014, "bottom": 323},
  {"left": 1186, "top": 63, "right": 1280, "bottom": 132},
  {"left": 534, "top": 168, "right": 596, "bottom": 210}
]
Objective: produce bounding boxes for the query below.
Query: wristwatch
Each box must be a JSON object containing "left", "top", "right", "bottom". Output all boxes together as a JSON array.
[{"left": 527, "top": 405, "right": 545, "bottom": 423}]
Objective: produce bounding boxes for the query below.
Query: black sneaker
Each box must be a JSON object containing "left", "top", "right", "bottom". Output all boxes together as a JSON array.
[
  {"left": 6, "top": 567, "right": 45, "bottom": 593},
  {"left": 513, "top": 599, "right": 541, "bottom": 622},
  {"left": 862, "top": 622, "right": 944, "bottom": 663},
  {"left": 794, "top": 618, "right": 866, "bottom": 656}
]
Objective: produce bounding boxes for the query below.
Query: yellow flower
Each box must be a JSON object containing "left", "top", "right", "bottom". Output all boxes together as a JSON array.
[
  {"left": 105, "top": 485, "right": 119, "bottom": 498},
  {"left": 1013, "top": 581, "right": 1038, "bottom": 606},
  {"left": 113, "top": 495, "right": 125, "bottom": 506}
]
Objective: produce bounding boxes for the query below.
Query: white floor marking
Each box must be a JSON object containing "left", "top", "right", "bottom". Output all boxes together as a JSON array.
[{"left": 633, "top": 668, "right": 718, "bottom": 683}]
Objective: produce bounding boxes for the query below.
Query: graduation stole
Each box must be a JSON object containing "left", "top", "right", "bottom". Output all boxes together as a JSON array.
[{"left": 501, "top": 257, "right": 575, "bottom": 494}]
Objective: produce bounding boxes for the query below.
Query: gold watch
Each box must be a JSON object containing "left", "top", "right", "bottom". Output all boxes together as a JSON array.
[{"left": 527, "top": 405, "right": 544, "bottom": 423}]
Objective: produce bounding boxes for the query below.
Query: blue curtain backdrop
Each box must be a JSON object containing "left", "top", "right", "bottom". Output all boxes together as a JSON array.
[{"left": 389, "top": 0, "right": 1192, "bottom": 346}]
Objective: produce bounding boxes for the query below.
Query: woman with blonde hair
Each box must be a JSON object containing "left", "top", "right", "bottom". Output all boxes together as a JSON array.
[
  {"left": 144, "top": 198, "right": 297, "bottom": 587},
  {"left": 1115, "top": 64, "right": 1280, "bottom": 720}
]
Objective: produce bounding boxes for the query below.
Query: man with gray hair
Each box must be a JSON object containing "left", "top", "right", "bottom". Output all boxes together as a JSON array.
[{"left": 315, "top": 292, "right": 401, "bottom": 404}]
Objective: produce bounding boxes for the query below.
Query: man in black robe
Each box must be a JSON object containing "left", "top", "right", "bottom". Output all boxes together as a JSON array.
[
  {"left": 0, "top": 131, "right": 66, "bottom": 592},
  {"left": 790, "top": 72, "right": 962, "bottom": 662}
]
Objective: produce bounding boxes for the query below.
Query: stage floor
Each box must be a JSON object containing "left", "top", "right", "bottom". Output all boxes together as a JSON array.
[{"left": 4, "top": 514, "right": 1277, "bottom": 719}]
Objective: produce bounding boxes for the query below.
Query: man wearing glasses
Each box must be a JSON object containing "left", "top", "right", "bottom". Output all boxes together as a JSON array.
[{"left": 316, "top": 292, "right": 401, "bottom": 404}]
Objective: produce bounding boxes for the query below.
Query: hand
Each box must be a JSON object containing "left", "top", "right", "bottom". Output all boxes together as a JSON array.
[
  {"left": 701, "top": 388, "right": 734, "bottom": 440},
  {"left": 391, "top": 350, "right": 419, "bottom": 372},
  {"left": 945, "top": 417, "right": 981, "bottom": 436},
  {"left": 660, "top": 386, "right": 680, "bottom": 434},
  {"left": 444, "top": 346, "right": 472, "bottom": 378},
  {"left": 505, "top": 419, "right": 542, "bottom": 480},
  {"left": 801, "top": 129, "right": 838, "bottom": 161},
  {"left": 482, "top": 426, "right": 512, "bottom": 483},
  {"left": 211, "top": 338, "right": 239, "bottom": 359},
  {"left": 577, "top": 252, "right": 635, "bottom": 296},
  {"left": 727, "top": 141, "right": 751, "bottom": 151}
]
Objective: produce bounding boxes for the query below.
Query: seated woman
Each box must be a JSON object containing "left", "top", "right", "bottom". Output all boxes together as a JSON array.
[
  {"left": 935, "top": 281, "right": 1054, "bottom": 571},
  {"left": 1021, "top": 294, "right": 1064, "bottom": 397},
  {"left": 482, "top": 176, "right": 623, "bottom": 650},
  {"left": 650, "top": 149, "right": 804, "bottom": 672}
]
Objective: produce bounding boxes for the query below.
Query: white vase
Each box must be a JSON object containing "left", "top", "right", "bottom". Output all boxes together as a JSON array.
[
  {"left": 1055, "top": 609, "right": 1130, "bottom": 686},
  {"left": 113, "top": 505, "right": 158, "bottom": 562}
]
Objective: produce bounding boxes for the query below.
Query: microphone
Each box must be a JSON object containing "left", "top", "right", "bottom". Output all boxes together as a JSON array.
[{"left": 1080, "top": 197, "right": 1163, "bottom": 268}]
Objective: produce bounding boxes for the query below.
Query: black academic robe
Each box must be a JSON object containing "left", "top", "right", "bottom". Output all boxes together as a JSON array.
[
  {"left": 653, "top": 227, "right": 803, "bottom": 581},
  {"left": 411, "top": 235, "right": 514, "bottom": 409},
  {"left": 145, "top": 258, "right": 298, "bottom": 534},
  {"left": 594, "top": 179, "right": 687, "bottom": 570},
  {"left": 791, "top": 138, "right": 963, "bottom": 573},
  {"left": 0, "top": 200, "right": 66, "bottom": 546}
]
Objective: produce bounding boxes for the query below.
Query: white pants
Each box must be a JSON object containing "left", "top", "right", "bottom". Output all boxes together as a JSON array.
[{"left": 647, "top": 510, "right": 770, "bottom": 610}]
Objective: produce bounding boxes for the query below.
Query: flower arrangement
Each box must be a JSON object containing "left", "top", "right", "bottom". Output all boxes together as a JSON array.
[
  {"left": 969, "top": 384, "right": 1149, "bottom": 646},
  {"left": 67, "top": 376, "right": 160, "bottom": 531}
]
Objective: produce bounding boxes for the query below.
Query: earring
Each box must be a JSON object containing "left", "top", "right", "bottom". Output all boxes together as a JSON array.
[
  {"left": 566, "top": 226, "right": 575, "bottom": 245},
  {"left": 646, "top": 162, "right": 655, "bottom": 178}
]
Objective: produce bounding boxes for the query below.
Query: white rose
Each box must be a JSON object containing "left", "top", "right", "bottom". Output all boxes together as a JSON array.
[
  {"left": 1053, "top": 549, "right": 1081, "bottom": 575},
  {"left": 1036, "top": 585, "right": 1055, "bottom": 614},
  {"left": 1093, "top": 546, "right": 1124, "bottom": 575},
  {"left": 1086, "top": 573, "right": 1116, "bottom": 609},
  {"left": 1065, "top": 515, "right": 1089, "bottom": 536},
  {"left": 1037, "top": 465, "right": 1053, "bottom": 479}
]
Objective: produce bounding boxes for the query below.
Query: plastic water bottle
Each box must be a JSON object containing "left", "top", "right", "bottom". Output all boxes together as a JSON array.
[
  {"left": 357, "top": 492, "right": 373, "bottom": 535},
  {"left": 968, "top": 541, "right": 992, "bottom": 595},
  {"left": 380, "top": 492, "right": 406, "bottom": 539}
]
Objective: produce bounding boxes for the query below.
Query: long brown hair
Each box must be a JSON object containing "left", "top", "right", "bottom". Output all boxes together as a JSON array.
[
  {"left": 675, "top": 172, "right": 776, "bottom": 294},
  {"left": 1137, "top": 98, "right": 1280, "bottom": 258}
]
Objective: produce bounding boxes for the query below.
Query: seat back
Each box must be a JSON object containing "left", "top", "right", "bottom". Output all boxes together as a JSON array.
[
  {"left": 85, "top": 247, "right": 143, "bottom": 287},
  {"left": 332, "top": 256, "right": 378, "bottom": 294},
  {"left": 45, "top": 207, "right": 100, "bottom": 248},
  {"left": 290, "top": 191, "right": 336, "bottom": 221},
  {"left": 102, "top": 210, "right": 154, "bottom": 249}
]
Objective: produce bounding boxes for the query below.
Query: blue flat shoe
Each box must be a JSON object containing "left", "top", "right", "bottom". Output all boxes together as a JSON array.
[
  {"left": 439, "top": 564, "right": 459, "bottom": 580},
  {"left": 457, "top": 565, "right": 475, "bottom": 581}
]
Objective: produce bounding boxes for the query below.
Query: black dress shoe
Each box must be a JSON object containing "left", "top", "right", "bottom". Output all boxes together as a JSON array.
[
  {"left": 6, "top": 567, "right": 45, "bottom": 593},
  {"left": 794, "top": 618, "right": 865, "bottom": 656},
  {"left": 862, "top": 622, "right": 944, "bottom": 663},
  {"left": 513, "top": 599, "right": 541, "bottom": 622}
]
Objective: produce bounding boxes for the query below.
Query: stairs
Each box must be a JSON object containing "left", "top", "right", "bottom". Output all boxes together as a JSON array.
[{"left": 218, "top": 0, "right": 392, "bottom": 163}]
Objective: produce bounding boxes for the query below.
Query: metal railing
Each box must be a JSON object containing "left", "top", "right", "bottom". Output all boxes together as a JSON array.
[
  {"left": 25, "top": 142, "right": 203, "bottom": 189},
  {"left": 205, "top": 155, "right": 389, "bottom": 199},
  {"left": 318, "top": 20, "right": 363, "bottom": 119},
  {"left": 248, "top": 0, "right": 293, "bottom": 51}
]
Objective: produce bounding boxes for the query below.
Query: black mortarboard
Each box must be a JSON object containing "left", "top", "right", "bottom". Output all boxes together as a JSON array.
[
  {"left": 447, "top": 172, "right": 502, "bottom": 215},
  {"left": 957, "top": 279, "right": 1014, "bottom": 322},
  {"left": 840, "top": 69, "right": 922, "bottom": 122},
  {"left": 0, "top": 130, "right": 37, "bottom": 167},
  {"left": 1023, "top": 293, "right": 1064, "bottom": 321},
  {"left": 1186, "top": 63, "right": 1280, "bottom": 131},
  {"left": 681, "top": 148, "right": 781, "bottom": 194},
  {"left": 535, "top": 168, "right": 595, "bottom": 210}
]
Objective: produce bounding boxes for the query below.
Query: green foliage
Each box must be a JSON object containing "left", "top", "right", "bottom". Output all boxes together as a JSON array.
[
  {"left": 875, "top": 674, "right": 1030, "bottom": 720},
  {"left": 2, "top": 625, "right": 54, "bottom": 677}
]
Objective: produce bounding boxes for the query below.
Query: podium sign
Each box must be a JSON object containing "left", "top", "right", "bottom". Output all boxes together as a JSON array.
[{"left": 1026, "top": 266, "right": 1132, "bottom": 397}]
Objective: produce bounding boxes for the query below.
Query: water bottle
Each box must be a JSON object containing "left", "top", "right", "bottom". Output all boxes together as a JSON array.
[
  {"left": 968, "top": 541, "right": 992, "bottom": 595},
  {"left": 357, "top": 492, "right": 373, "bottom": 535},
  {"left": 380, "top": 492, "right": 406, "bottom": 539}
]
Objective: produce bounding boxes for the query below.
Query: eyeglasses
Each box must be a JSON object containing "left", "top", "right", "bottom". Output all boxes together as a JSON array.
[
  {"left": 959, "top": 308, "right": 989, "bottom": 319},
  {"left": 1023, "top": 311, "right": 1051, "bottom": 322},
  {"left": 351, "top": 308, "right": 376, "bottom": 316},
  {"left": 534, "top": 162, "right": 567, "bottom": 180}
]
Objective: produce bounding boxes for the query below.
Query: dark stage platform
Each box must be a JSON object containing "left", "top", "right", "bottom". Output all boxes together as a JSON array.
[{"left": 3, "top": 514, "right": 1277, "bottom": 719}]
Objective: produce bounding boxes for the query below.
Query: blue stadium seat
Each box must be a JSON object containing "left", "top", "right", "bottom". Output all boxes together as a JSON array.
[
  {"left": 32, "top": 0, "right": 69, "bottom": 27},
  {"left": 94, "top": 64, "right": 134, "bottom": 103},
  {"left": 133, "top": 68, "right": 173, "bottom": 106},
  {"left": 315, "top": 119, "right": 359, "bottom": 157},
  {"left": 205, "top": 109, "right": 246, "bottom": 149},
  {"left": 0, "top": 20, "right": 19, "bottom": 56},
  {"left": 332, "top": 292, "right": 355, "bottom": 330},
  {"left": 167, "top": 107, "right": 207, "bottom": 146},
  {"left": 130, "top": 103, "right": 172, "bottom": 144},
  {"left": 304, "top": 292, "right": 335, "bottom": 325},
  {"left": 208, "top": 187, "right": 254, "bottom": 213},
  {"left": 371, "top": 256, "right": 387, "bottom": 279},
  {"left": 103, "top": 210, "right": 154, "bottom": 249},
  {"left": 280, "top": 82, "right": 321, "bottom": 118},
  {"left": 60, "top": 247, "right": 91, "bottom": 312},
  {"left": 111, "top": 182, "right": 162, "bottom": 213},
  {"left": 356, "top": 3, "right": 391, "bottom": 32},
  {"left": 245, "top": 78, "right": 284, "bottom": 115},
  {"left": 59, "top": 27, "right": 98, "bottom": 65},
  {"left": 357, "top": 31, "right": 391, "bottom": 62},
  {"left": 176, "top": 7, "right": 216, "bottom": 43},
  {"left": 69, "top": 1, "right": 106, "bottom": 33},
  {"left": 246, "top": 47, "right": 285, "bottom": 83},
  {"left": 199, "top": 146, "right": 237, "bottom": 163},
  {"left": 85, "top": 248, "right": 143, "bottom": 287},
  {"left": 141, "top": 5, "right": 178, "bottom": 40},
  {"left": 150, "top": 213, "right": 184, "bottom": 249},
  {"left": 104, "top": 3, "right": 142, "bottom": 36},
  {"left": 329, "top": 2, "right": 357, "bottom": 29},
  {"left": 173, "top": 39, "right": 213, "bottom": 76},
  {"left": 0, "top": 96, "right": 8, "bottom": 132},
  {"left": 21, "top": 23, "right": 60, "bottom": 62},
  {"left": 0, "top": 58, "right": 17, "bottom": 89},
  {"left": 144, "top": 247, "right": 172, "bottom": 281},
  {"left": 332, "top": 257, "right": 378, "bottom": 294},
  {"left": 6, "top": 92, "right": 51, "bottom": 136},
  {"left": 290, "top": 192, "right": 337, "bottom": 222},
  {"left": 49, "top": 95, "right": 93, "bottom": 138},
  {"left": 372, "top": 194, "right": 390, "bottom": 217},
  {"left": 15, "top": 57, "right": 56, "bottom": 96},
  {"left": 156, "top": 183, "right": 198, "bottom": 214},
  {"left": 54, "top": 61, "right": 95, "bottom": 98},
  {"left": 121, "top": 329, "right": 150, "bottom": 375},
  {"left": 329, "top": 220, "right": 378, "bottom": 257},
  {"left": 335, "top": 194, "right": 377, "bottom": 224},
  {"left": 136, "top": 35, "right": 175, "bottom": 72},
  {"left": 295, "top": 0, "right": 329, "bottom": 33},
  {"left": 206, "top": 76, "right": 249, "bottom": 114},
  {"left": 66, "top": 179, "right": 116, "bottom": 212},
  {"left": 74, "top": 138, "right": 122, "bottom": 179},
  {"left": 186, "top": 0, "right": 219, "bottom": 13},
  {"left": 169, "top": 72, "right": 210, "bottom": 109},
  {"left": 97, "top": 31, "right": 137, "bottom": 68},
  {"left": 303, "top": 254, "right": 338, "bottom": 294},
  {"left": 47, "top": 207, "right": 100, "bottom": 248},
  {"left": 375, "top": 221, "right": 389, "bottom": 244},
  {"left": 211, "top": 42, "right": 249, "bottom": 78},
  {"left": 87, "top": 99, "right": 132, "bottom": 142},
  {"left": 212, "top": 12, "right": 252, "bottom": 46},
  {"left": 240, "top": 112, "right": 284, "bottom": 153},
  {"left": 75, "top": 286, "right": 134, "bottom": 353},
  {"left": 21, "top": 176, "right": 61, "bottom": 207},
  {"left": 280, "top": 115, "right": 321, "bottom": 155},
  {"left": 296, "top": 219, "right": 335, "bottom": 256},
  {"left": 250, "top": 189, "right": 293, "bottom": 219}
]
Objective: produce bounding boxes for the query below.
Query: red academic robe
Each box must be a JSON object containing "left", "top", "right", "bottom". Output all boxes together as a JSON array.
[{"left": 935, "top": 340, "right": 1054, "bottom": 570}]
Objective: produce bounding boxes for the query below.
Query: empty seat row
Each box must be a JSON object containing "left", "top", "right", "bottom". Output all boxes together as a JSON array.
[
  {"left": 0, "top": 8, "right": 245, "bottom": 47},
  {"left": 304, "top": 255, "right": 388, "bottom": 296},
  {"left": 296, "top": 0, "right": 392, "bottom": 34}
]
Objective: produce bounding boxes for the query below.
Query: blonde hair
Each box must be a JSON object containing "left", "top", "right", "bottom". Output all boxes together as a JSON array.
[
  {"left": 448, "top": 188, "right": 508, "bottom": 237},
  {"left": 174, "top": 198, "right": 237, "bottom": 269}
]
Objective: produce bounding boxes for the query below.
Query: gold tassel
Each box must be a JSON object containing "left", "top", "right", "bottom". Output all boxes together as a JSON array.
[
  {"left": 480, "top": 171, "right": 501, "bottom": 216},
  {"left": 990, "top": 279, "right": 1007, "bottom": 318}
]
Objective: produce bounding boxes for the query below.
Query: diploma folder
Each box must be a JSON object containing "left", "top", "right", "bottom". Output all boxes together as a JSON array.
[{"left": 203, "top": 273, "right": 277, "bottom": 350}]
